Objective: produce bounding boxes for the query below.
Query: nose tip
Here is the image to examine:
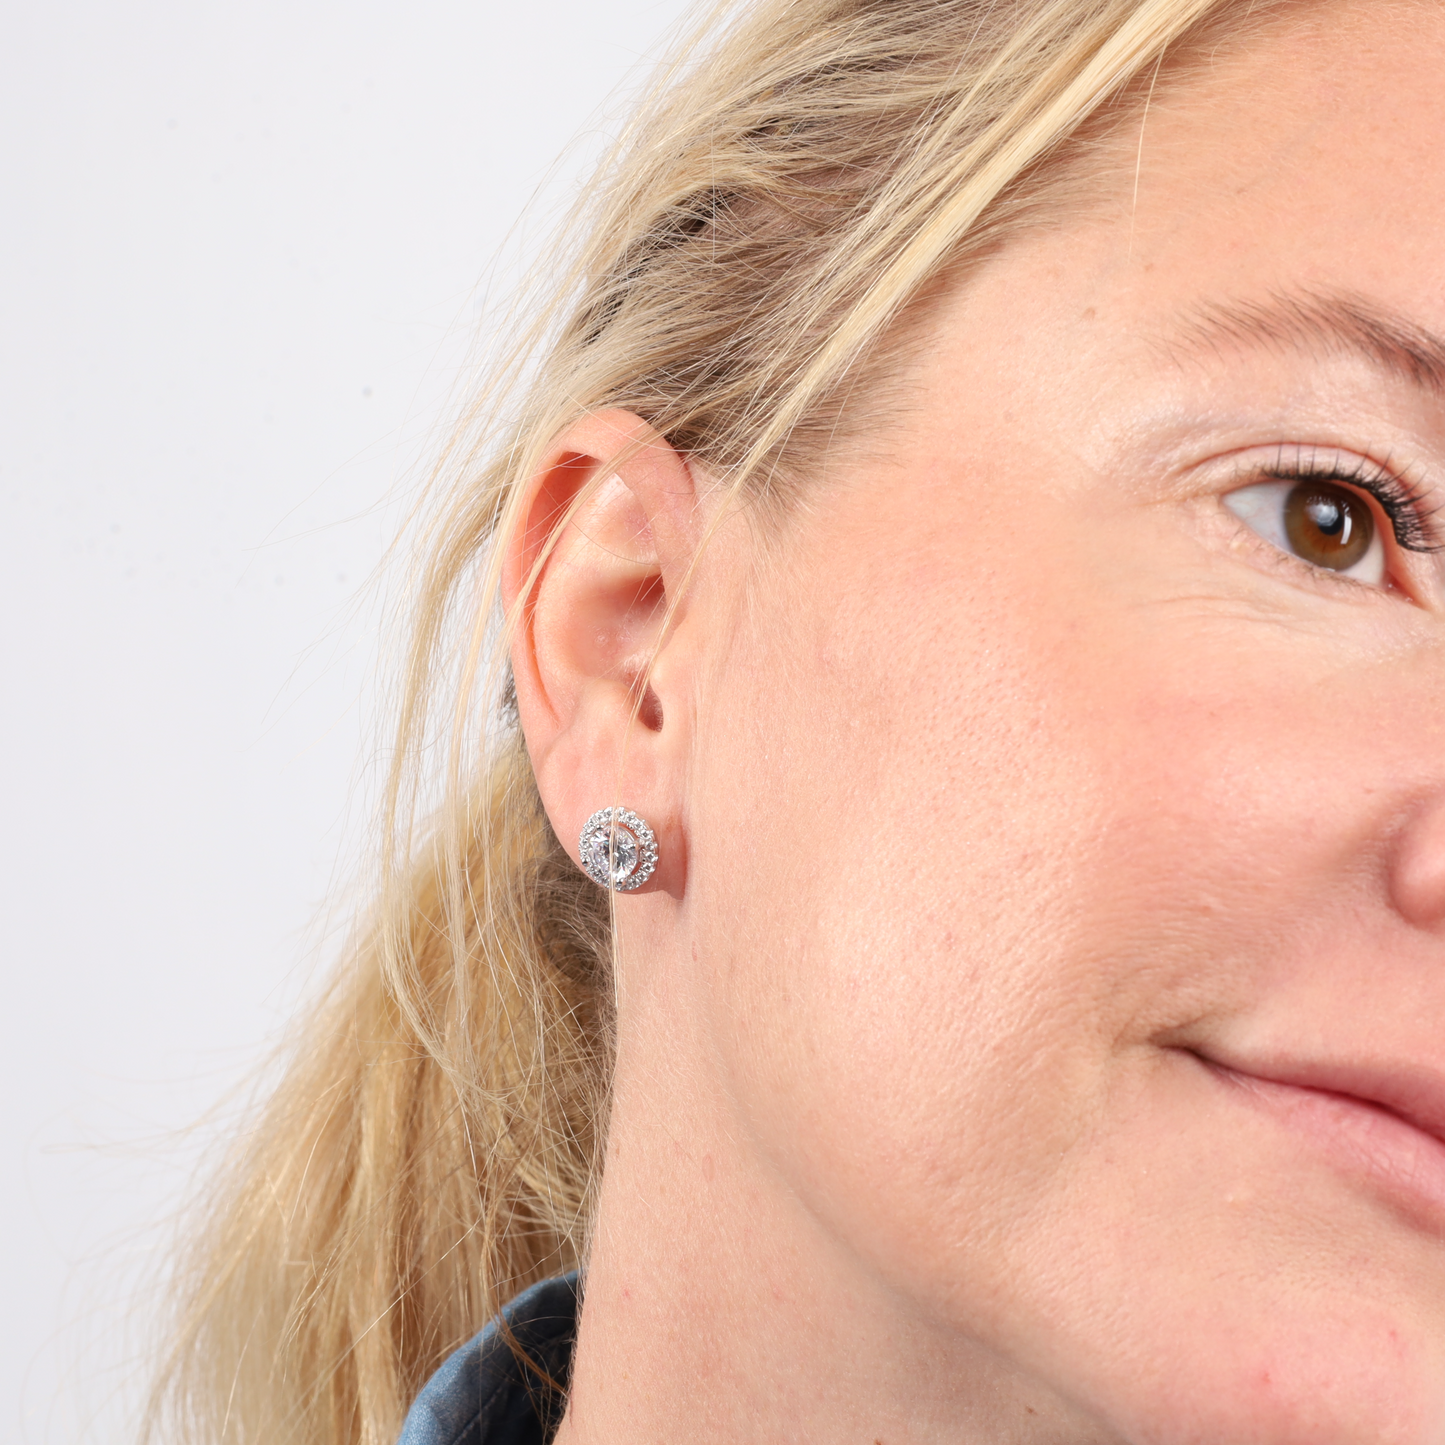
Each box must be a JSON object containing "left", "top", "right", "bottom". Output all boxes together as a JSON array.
[{"left": 1390, "top": 792, "right": 1445, "bottom": 930}]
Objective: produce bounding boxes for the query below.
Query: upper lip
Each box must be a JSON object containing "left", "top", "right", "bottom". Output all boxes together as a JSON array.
[{"left": 1187, "top": 1047, "right": 1445, "bottom": 1151}]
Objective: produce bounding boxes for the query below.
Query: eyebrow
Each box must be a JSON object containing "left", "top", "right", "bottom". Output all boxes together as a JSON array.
[{"left": 1169, "top": 290, "right": 1445, "bottom": 396}]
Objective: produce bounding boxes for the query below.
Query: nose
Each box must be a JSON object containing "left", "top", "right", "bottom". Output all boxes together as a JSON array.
[{"left": 1390, "top": 791, "right": 1445, "bottom": 930}]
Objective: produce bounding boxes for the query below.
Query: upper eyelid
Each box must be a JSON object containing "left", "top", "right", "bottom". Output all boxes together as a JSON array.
[{"left": 1225, "top": 444, "right": 1445, "bottom": 554}]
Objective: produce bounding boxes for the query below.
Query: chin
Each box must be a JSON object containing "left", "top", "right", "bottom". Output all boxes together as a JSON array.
[{"left": 1090, "top": 1298, "right": 1445, "bottom": 1445}]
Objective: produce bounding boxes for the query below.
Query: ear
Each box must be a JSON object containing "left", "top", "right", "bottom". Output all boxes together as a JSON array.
[{"left": 502, "top": 409, "right": 699, "bottom": 896}]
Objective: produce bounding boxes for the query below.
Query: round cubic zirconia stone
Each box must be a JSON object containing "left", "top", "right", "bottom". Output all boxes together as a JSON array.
[{"left": 586, "top": 824, "right": 638, "bottom": 885}]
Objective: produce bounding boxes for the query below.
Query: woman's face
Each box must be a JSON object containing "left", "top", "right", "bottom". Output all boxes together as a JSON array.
[{"left": 680, "top": 3, "right": 1445, "bottom": 1438}]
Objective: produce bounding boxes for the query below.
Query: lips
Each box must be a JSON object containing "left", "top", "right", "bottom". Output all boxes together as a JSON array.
[{"left": 1188, "top": 1048, "right": 1445, "bottom": 1225}]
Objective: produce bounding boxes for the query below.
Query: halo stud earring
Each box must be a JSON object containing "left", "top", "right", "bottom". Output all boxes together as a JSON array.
[{"left": 578, "top": 807, "right": 658, "bottom": 892}]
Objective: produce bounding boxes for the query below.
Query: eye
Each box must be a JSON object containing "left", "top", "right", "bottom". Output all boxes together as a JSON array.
[{"left": 1224, "top": 478, "right": 1384, "bottom": 586}]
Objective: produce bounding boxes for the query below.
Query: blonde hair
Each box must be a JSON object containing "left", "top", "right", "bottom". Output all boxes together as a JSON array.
[{"left": 146, "top": 1, "right": 1271, "bottom": 1441}]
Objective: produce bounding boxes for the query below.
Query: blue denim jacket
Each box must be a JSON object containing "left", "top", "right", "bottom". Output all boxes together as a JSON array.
[{"left": 396, "top": 1274, "right": 579, "bottom": 1445}]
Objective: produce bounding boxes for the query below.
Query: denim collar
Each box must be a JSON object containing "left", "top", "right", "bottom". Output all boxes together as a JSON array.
[{"left": 396, "top": 1274, "right": 579, "bottom": 1445}]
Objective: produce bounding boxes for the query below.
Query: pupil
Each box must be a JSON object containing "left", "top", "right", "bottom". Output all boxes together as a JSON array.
[
  {"left": 1305, "top": 497, "right": 1345, "bottom": 538},
  {"left": 1283, "top": 481, "right": 1374, "bottom": 571}
]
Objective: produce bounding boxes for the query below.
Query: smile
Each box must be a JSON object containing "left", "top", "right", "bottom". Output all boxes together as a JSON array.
[{"left": 1194, "top": 1051, "right": 1445, "bottom": 1229}]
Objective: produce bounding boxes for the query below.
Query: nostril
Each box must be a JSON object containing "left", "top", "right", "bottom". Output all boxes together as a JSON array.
[{"left": 1390, "top": 793, "right": 1445, "bottom": 930}]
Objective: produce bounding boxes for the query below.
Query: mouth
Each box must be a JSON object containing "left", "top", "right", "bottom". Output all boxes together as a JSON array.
[{"left": 1186, "top": 1048, "right": 1445, "bottom": 1228}]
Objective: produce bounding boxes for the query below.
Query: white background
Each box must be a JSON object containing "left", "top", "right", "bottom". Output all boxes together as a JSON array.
[{"left": 0, "top": 2, "right": 690, "bottom": 1438}]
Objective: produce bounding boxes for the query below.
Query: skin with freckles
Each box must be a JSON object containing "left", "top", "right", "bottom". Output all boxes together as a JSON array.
[{"left": 505, "top": 4, "right": 1445, "bottom": 1441}]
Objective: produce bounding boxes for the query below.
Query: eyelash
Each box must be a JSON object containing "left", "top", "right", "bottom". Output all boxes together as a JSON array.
[{"left": 1253, "top": 449, "right": 1444, "bottom": 556}]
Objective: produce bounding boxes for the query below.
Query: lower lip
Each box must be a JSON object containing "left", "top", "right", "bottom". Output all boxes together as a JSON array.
[{"left": 1199, "top": 1059, "right": 1445, "bottom": 1228}]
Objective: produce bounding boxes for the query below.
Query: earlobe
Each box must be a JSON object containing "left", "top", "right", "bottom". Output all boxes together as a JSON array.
[{"left": 502, "top": 410, "right": 699, "bottom": 896}]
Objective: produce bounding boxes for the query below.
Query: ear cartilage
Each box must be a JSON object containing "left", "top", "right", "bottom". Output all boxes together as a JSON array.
[{"left": 579, "top": 807, "right": 659, "bottom": 892}]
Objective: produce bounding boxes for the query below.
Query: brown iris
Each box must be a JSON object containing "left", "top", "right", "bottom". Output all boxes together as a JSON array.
[{"left": 1283, "top": 480, "right": 1375, "bottom": 571}]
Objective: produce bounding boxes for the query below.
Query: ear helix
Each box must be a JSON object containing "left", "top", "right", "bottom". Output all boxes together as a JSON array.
[{"left": 579, "top": 807, "right": 659, "bottom": 892}]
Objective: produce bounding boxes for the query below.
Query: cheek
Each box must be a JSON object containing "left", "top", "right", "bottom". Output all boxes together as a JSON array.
[
  {"left": 686, "top": 508, "right": 1131, "bottom": 1305},
  {"left": 683, "top": 484, "right": 1445, "bottom": 1415}
]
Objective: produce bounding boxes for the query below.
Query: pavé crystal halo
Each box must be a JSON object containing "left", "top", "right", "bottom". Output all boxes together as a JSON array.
[{"left": 578, "top": 807, "right": 659, "bottom": 892}]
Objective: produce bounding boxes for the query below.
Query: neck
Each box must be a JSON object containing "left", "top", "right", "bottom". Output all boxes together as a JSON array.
[{"left": 551, "top": 977, "right": 1108, "bottom": 1444}]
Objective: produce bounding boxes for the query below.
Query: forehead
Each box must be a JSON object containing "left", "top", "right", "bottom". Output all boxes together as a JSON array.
[
  {"left": 895, "top": 1, "right": 1445, "bottom": 447},
  {"left": 1105, "top": 1, "right": 1445, "bottom": 312}
]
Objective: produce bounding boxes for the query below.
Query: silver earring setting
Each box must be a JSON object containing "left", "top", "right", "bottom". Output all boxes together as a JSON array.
[{"left": 579, "top": 807, "right": 659, "bottom": 892}]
